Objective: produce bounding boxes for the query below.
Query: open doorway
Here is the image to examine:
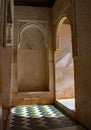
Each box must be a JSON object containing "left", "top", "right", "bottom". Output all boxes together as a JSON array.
[{"left": 55, "top": 17, "right": 75, "bottom": 112}]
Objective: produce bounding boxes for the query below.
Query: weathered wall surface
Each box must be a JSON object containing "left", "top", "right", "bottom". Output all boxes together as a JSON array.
[
  {"left": 1, "top": 45, "right": 12, "bottom": 107},
  {"left": 1, "top": 0, "right": 91, "bottom": 129},
  {"left": 17, "top": 23, "right": 48, "bottom": 92},
  {"left": 74, "top": 0, "right": 91, "bottom": 129},
  {"left": 12, "top": 6, "right": 55, "bottom": 105},
  {"left": 53, "top": 0, "right": 91, "bottom": 129},
  {"left": 18, "top": 50, "right": 48, "bottom": 91},
  {"left": 53, "top": 0, "right": 71, "bottom": 27},
  {"left": 14, "top": 6, "right": 52, "bottom": 63},
  {"left": 1, "top": 45, "right": 12, "bottom": 129}
]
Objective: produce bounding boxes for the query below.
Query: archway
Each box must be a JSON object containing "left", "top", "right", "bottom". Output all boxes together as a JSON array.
[
  {"left": 55, "top": 17, "right": 75, "bottom": 111},
  {"left": 17, "top": 23, "right": 48, "bottom": 92}
]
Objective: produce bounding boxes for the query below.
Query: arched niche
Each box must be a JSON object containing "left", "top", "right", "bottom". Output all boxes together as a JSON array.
[
  {"left": 18, "top": 23, "right": 48, "bottom": 49},
  {"left": 55, "top": 17, "right": 75, "bottom": 111},
  {"left": 17, "top": 23, "right": 48, "bottom": 92}
]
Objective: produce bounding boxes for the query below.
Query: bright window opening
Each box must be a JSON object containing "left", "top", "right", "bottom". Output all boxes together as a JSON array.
[{"left": 55, "top": 17, "right": 75, "bottom": 112}]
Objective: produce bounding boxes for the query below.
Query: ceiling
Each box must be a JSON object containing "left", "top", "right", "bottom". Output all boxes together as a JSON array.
[{"left": 14, "top": 0, "right": 56, "bottom": 7}]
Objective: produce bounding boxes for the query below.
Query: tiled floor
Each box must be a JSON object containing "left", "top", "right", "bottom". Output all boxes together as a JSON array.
[
  {"left": 9, "top": 105, "right": 79, "bottom": 130},
  {"left": 48, "top": 125, "right": 87, "bottom": 130},
  {"left": 57, "top": 98, "right": 75, "bottom": 111}
]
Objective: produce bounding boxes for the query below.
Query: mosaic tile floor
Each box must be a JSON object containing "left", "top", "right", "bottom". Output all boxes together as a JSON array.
[{"left": 9, "top": 105, "right": 79, "bottom": 130}]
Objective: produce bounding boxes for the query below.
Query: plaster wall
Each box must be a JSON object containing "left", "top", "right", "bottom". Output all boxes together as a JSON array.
[
  {"left": 14, "top": 6, "right": 52, "bottom": 63},
  {"left": 53, "top": 0, "right": 91, "bottom": 129},
  {"left": 1, "top": 45, "right": 12, "bottom": 108},
  {"left": 18, "top": 49, "right": 48, "bottom": 92},
  {"left": 74, "top": 0, "right": 91, "bottom": 129},
  {"left": 14, "top": 6, "right": 51, "bottom": 92},
  {"left": 12, "top": 6, "right": 54, "bottom": 105},
  {"left": 17, "top": 23, "right": 48, "bottom": 92},
  {"left": 53, "top": 0, "right": 71, "bottom": 25},
  {"left": 1, "top": 45, "right": 12, "bottom": 128}
]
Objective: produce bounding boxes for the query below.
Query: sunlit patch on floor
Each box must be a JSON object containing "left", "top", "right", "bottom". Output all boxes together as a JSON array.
[{"left": 9, "top": 105, "right": 79, "bottom": 130}]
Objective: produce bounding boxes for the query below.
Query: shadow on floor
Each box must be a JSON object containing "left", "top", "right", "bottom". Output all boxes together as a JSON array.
[{"left": 8, "top": 105, "right": 79, "bottom": 130}]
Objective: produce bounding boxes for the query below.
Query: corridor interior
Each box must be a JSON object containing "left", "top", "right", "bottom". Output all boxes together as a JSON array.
[{"left": 1, "top": 0, "right": 91, "bottom": 130}]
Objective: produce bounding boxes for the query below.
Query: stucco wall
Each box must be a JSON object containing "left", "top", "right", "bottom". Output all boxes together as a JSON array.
[
  {"left": 53, "top": 0, "right": 71, "bottom": 26},
  {"left": 1, "top": 45, "right": 12, "bottom": 128},
  {"left": 74, "top": 0, "right": 91, "bottom": 129},
  {"left": 12, "top": 6, "right": 55, "bottom": 105},
  {"left": 1, "top": 45, "right": 12, "bottom": 108},
  {"left": 53, "top": 0, "right": 91, "bottom": 129},
  {"left": 14, "top": 6, "right": 52, "bottom": 63},
  {"left": 18, "top": 49, "right": 48, "bottom": 92},
  {"left": 17, "top": 22, "right": 48, "bottom": 92},
  {"left": 13, "top": 6, "right": 52, "bottom": 92}
]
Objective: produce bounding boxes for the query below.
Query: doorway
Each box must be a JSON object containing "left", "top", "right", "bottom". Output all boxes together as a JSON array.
[{"left": 55, "top": 17, "right": 75, "bottom": 111}]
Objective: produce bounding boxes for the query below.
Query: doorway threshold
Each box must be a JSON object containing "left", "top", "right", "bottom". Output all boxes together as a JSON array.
[
  {"left": 55, "top": 98, "right": 76, "bottom": 119},
  {"left": 57, "top": 98, "right": 75, "bottom": 111}
]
